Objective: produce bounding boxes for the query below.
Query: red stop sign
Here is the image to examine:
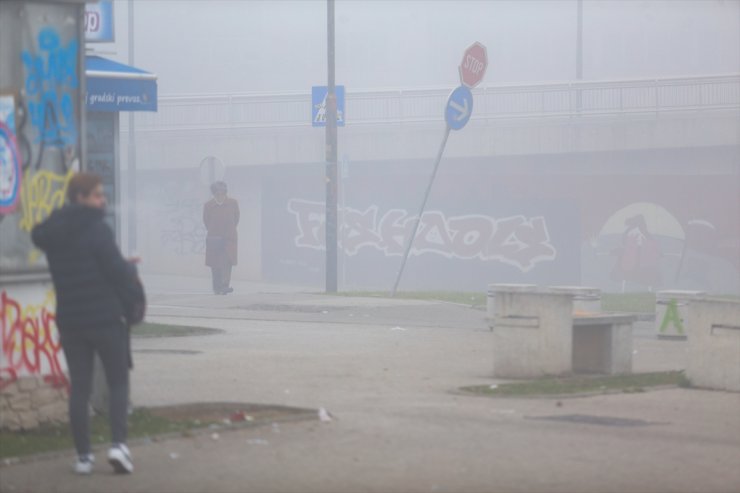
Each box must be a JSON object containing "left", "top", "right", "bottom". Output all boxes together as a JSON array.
[{"left": 459, "top": 42, "right": 488, "bottom": 88}]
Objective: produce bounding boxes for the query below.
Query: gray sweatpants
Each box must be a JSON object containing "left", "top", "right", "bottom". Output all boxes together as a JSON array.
[{"left": 60, "top": 323, "right": 129, "bottom": 456}]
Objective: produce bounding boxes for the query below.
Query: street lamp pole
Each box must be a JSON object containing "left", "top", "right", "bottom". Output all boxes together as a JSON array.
[
  {"left": 127, "top": 0, "right": 137, "bottom": 255},
  {"left": 325, "top": 0, "right": 338, "bottom": 293}
]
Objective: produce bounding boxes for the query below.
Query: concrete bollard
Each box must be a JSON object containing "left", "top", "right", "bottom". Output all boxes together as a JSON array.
[
  {"left": 486, "top": 284, "right": 537, "bottom": 330},
  {"left": 655, "top": 290, "right": 705, "bottom": 339},
  {"left": 685, "top": 298, "right": 740, "bottom": 392}
]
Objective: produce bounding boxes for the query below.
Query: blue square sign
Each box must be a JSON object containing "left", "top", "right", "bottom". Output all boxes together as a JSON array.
[{"left": 312, "top": 86, "right": 345, "bottom": 127}]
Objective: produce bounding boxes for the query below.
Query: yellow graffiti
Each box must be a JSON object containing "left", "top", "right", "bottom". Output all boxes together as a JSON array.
[{"left": 18, "top": 168, "right": 74, "bottom": 233}]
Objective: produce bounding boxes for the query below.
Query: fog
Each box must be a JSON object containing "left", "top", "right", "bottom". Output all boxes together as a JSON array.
[
  {"left": 91, "top": 0, "right": 740, "bottom": 295},
  {"left": 114, "top": 0, "right": 740, "bottom": 94}
]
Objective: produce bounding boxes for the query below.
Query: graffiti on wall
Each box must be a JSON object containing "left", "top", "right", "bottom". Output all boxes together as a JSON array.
[
  {"left": 586, "top": 201, "right": 740, "bottom": 292},
  {"left": 288, "top": 199, "right": 557, "bottom": 272},
  {"left": 20, "top": 27, "right": 78, "bottom": 149},
  {"left": 18, "top": 167, "right": 74, "bottom": 234},
  {"left": 0, "top": 96, "right": 22, "bottom": 214},
  {"left": 0, "top": 21, "right": 81, "bottom": 269},
  {"left": 158, "top": 185, "right": 207, "bottom": 256},
  {"left": 0, "top": 290, "right": 67, "bottom": 391}
]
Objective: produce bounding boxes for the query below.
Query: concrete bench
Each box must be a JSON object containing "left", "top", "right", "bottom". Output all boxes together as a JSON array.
[
  {"left": 491, "top": 287, "right": 633, "bottom": 378},
  {"left": 686, "top": 298, "right": 740, "bottom": 392}
]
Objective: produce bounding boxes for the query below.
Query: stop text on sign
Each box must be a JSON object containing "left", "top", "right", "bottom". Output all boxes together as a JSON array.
[
  {"left": 459, "top": 42, "right": 488, "bottom": 88},
  {"left": 464, "top": 54, "right": 484, "bottom": 76}
]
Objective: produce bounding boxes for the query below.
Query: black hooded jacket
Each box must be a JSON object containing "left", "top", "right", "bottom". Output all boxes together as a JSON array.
[{"left": 32, "top": 204, "right": 136, "bottom": 332}]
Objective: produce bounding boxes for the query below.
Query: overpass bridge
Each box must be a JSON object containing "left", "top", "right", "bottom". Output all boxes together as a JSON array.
[
  {"left": 125, "top": 75, "right": 740, "bottom": 294},
  {"left": 129, "top": 74, "right": 740, "bottom": 168}
]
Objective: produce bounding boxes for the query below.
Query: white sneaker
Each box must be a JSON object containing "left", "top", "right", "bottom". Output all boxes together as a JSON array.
[
  {"left": 108, "top": 443, "right": 134, "bottom": 474},
  {"left": 74, "top": 454, "right": 95, "bottom": 475}
]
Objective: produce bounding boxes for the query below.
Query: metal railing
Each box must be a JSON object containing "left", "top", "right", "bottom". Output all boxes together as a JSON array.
[{"left": 135, "top": 74, "right": 740, "bottom": 131}]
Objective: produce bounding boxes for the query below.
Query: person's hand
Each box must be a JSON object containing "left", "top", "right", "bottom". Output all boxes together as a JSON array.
[{"left": 127, "top": 257, "right": 141, "bottom": 265}]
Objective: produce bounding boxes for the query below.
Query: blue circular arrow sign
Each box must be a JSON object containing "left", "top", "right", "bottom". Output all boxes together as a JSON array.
[{"left": 445, "top": 85, "right": 473, "bottom": 130}]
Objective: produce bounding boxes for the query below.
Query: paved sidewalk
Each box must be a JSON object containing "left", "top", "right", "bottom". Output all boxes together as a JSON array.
[{"left": 2, "top": 280, "right": 739, "bottom": 493}]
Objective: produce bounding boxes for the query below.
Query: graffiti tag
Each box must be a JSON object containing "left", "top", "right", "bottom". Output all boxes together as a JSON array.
[
  {"left": 18, "top": 167, "right": 74, "bottom": 233},
  {"left": 288, "top": 199, "right": 557, "bottom": 272},
  {"left": 21, "top": 27, "right": 78, "bottom": 147},
  {"left": 0, "top": 290, "right": 67, "bottom": 391}
]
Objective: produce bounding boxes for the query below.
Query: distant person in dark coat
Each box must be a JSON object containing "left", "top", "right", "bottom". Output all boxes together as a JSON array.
[
  {"left": 32, "top": 172, "right": 139, "bottom": 475},
  {"left": 203, "top": 181, "right": 239, "bottom": 294}
]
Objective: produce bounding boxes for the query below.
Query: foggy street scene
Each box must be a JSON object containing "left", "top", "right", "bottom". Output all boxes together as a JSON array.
[{"left": 1, "top": 1, "right": 739, "bottom": 492}]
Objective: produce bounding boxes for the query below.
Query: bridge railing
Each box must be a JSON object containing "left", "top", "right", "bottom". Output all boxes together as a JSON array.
[{"left": 135, "top": 74, "right": 740, "bottom": 131}]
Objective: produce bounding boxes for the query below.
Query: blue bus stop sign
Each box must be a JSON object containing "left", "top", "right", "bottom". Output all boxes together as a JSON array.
[{"left": 445, "top": 85, "right": 473, "bottom": 130}]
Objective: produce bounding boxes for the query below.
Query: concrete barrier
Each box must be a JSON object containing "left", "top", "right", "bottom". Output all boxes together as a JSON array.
[
  {"left": 486, "top": 284, "right": 537, "bottom": 330},
  {"left": 491, "top": 286, "right": 634, "bottom": 378},
  {"left": 549, "top": 286, "right": 601, "bottom": 314},
  {"left": 686, "top": 298, "right": 740, "bottom": 392},
  {"left": 492, "top": 290, "right": 575, "bottom": 378},
  {"left": 656, "top": 290, "right": 705, "bottom": 339}
]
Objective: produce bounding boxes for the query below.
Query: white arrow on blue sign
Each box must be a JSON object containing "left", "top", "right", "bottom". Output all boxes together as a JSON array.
[{"left": 444, "top": 85, "right": 473, "bottom": 130}]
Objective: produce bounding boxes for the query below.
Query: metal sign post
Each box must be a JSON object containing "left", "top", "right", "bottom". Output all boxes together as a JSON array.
[{"left": 390, "top": 42, "right": 487, "bottom": 296}]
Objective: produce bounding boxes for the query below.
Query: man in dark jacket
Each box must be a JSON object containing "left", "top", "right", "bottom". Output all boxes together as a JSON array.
[{"left": 32, "top": 172, "right": 137, "bottom": 475}]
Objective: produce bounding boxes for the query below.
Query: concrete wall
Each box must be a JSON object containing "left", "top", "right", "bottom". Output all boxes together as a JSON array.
[
  {"left": 0, "top": 0, "right": 86, "bottom": 429},
  {"left": 686, "top": 298, "right": 740, "bottom": 392}
]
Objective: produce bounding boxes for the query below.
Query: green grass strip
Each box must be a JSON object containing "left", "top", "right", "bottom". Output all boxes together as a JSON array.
[
  {"left": 0, "top": 409, "right": 214, "bottom": 460},
  {"left": 461, "top": 371, "right": 688, "bottom": 397},
  {"left": 131, "top": 322, "right": 222, "bottom": 338}
]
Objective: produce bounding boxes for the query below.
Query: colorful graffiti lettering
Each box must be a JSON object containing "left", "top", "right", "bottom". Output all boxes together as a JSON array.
[
  {"left": 288, "top": 199, "right": 557, "bottom": 272},
  {"left": 18, "top": 167, "right": 74, "bottom": 234},
  {"left": 0, "top": 122, "right": 22, "bottom": 214},
  {"left": 0, "top": 290, "right": 67, "bottom": 391},
  {"left": 20, "top": 27, "right": 78, "bottom": 147}
]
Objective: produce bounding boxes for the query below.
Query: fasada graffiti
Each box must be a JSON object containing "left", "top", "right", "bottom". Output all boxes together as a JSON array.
[{"left": 288, "top": 199, "right": 557, "bottom": 272}]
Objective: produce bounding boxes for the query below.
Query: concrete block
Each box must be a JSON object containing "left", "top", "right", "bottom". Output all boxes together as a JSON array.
[
  {"left": 486, "top": 284, "right": 537, "bottom": 329},
  {"left": 549, "top": 286, "right": 601, "bottom": 314},
  {"left": 493, "top": 291, "right": 574, "bottom": 378},
  {"left": 686, "top": 298, "right": 740, "bottom": 392}
]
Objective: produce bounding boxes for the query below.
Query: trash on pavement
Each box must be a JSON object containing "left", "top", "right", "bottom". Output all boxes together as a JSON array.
[{"left": 318, "top": 407, "right": 334, "bottom": 422}]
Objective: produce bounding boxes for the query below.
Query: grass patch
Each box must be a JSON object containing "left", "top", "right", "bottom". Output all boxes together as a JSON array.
[
  {"left": 461, "top": 371, "right": 686, "bottom": 397},
  {"left": 335, "top": 291, "right": 486, "bottom": 306},
  {"left": 0, "top": 408, "right": 214, "bottom": 460},
  {"left": 601, "top": 293, "right": 656, "bottom": 314},
  {"left": 335, "top": 290, "right": 665, "bottom": 314},
  {"left": 131, "top": 322, "right": 222, "bottom": 338}
]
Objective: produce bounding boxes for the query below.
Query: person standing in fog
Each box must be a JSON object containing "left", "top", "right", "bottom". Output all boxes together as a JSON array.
[
  {"left": 31, "top": 172, "right": 142, "bottom": 475},
  {"left": 203, "top": 181, "right": 239, "bottom": 294}
]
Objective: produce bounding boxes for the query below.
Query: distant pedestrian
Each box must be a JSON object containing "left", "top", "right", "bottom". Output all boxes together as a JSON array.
[
  {"left": 203, "top": 181, "right": 239, "bottom": 294},
  {"left": 32, "top": 172, "right": 143, "bottom": 475}
]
